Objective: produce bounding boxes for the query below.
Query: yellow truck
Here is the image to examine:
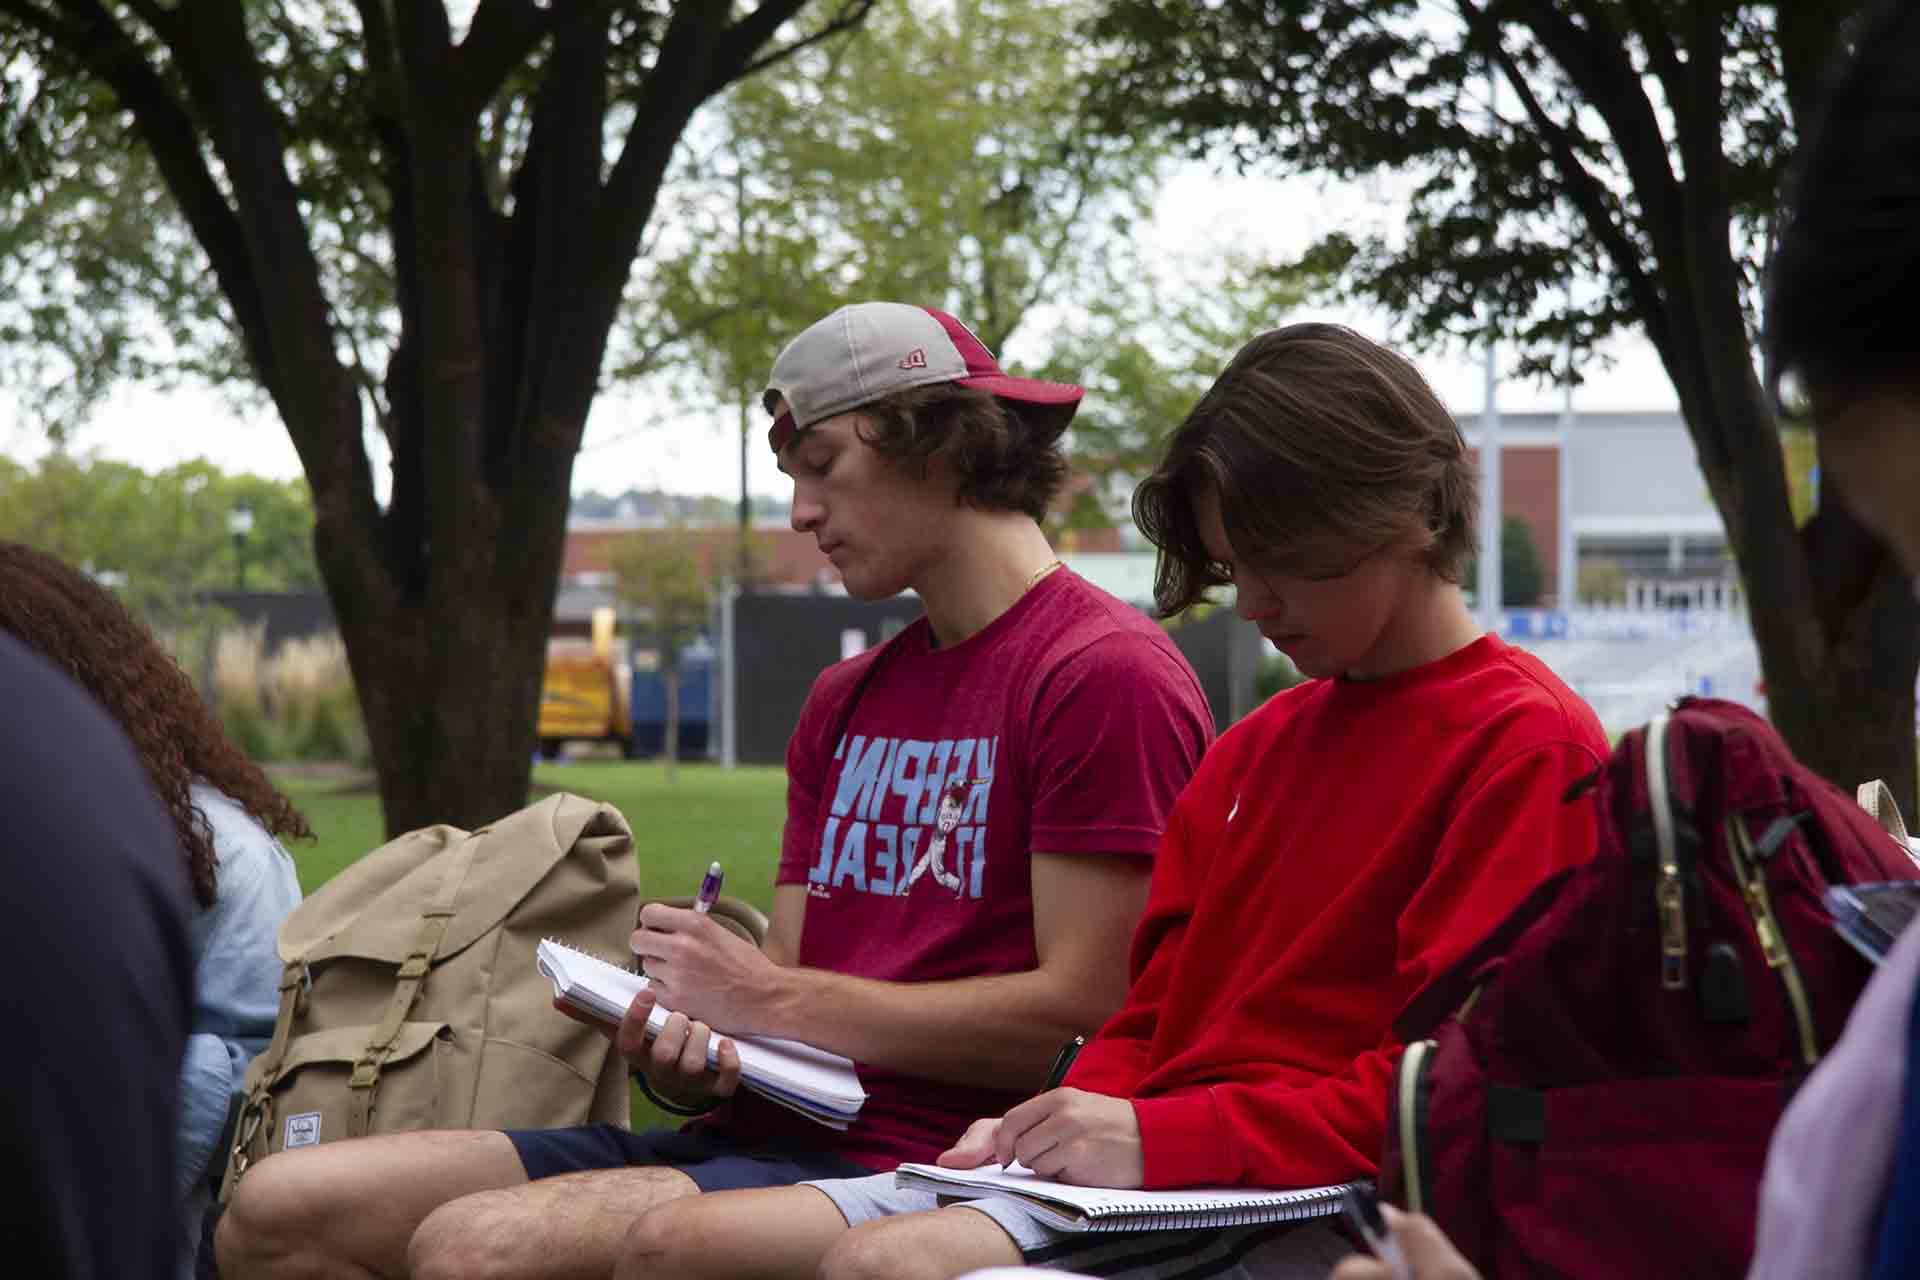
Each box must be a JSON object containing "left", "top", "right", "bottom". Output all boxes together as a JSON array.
[{"left": 537, "top": 611, "right": 635, "bottom": 758}]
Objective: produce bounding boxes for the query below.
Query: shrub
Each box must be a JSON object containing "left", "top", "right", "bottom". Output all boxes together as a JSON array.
[
  {"left": 265, "top": 633, "right": 368, "bottom": 763},
  {"left": 1463, "top": 516, "right": 1546, "bottom": 607},
  {"left": 214, "top": 624, "right": 277, "bottom": 756}
]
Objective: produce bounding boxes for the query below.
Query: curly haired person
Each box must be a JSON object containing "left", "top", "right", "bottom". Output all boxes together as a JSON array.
[{"left": 0, "top": 541, "right": 306, "bottom": 1277}]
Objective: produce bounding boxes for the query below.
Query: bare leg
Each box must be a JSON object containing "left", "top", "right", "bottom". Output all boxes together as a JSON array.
[
  {"left": 408, "top": 1164, "right": 700, "bottom": 1280},
  {"left": 818, "top": 1204, "right": 1023, "bottom": 1280},
  {"left": 216, "top": 1130, "right": 527, "bottom": 1279},
  {"left": 613, "top": 1184, "right": 853, "bottom": 1280}
]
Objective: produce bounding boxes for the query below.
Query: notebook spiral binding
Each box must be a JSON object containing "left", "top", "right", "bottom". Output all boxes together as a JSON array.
[
  {"left": 540, "top": 936, "right": 640, "bottom": 975},
  {"left": 1078, "top": 1185, "right": 1348, "bottom": 1231}
]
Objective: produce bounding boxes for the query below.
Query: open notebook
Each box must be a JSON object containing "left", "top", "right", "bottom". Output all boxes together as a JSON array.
[
  {"left": 893, "top": 1161, "right": 1364, "bottom": 1233},
  {"left": 535, "top": 938, "right": 866, "bottom": 1129}
]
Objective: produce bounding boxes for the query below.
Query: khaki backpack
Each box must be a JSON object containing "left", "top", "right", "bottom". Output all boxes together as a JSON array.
[{"left": 221, "top": 792, "right": 639, "bottom": 1200}]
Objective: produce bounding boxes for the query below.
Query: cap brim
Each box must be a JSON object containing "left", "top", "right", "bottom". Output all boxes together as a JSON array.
[
  {"left": 768, "top": 374, "right": 1084, "bottom": 455},
  {"left": 957, "top": 373, "right": 1084, "bottom": 409}
]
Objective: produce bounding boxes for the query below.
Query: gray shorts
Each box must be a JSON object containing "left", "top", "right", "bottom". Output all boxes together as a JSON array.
[{"left": 805, "top": 1172, "right": 1352, "bottom": 1279}]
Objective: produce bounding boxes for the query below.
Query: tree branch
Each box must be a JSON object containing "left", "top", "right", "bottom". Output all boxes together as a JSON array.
[
  {"left": 707, "top": 0, "right": 811, "bottom": 83},
  {"left": 1473, "top": 0, "right": 1734, "bottom": 459},
  {"left": 455, "top": 0, "right": 607, "bottom": 113},
  {"left": 1590, "top": 0, "right": 1685, "bottom": 114},
  {"left": 725, "top": 0, "right": 880, "bottom": 86},
  {"left": 1482, "top": 0, "right": 1686, "bottom": 270},
  {"left": 1006, "top": 184, "right": 1094, "bottom": 351},
  {"left": 1467, "top": 10, "right": 1668, "bottom": 361},
  {"left": 614, "top": 299, "right": 756, "bottom": 380},
  {"left": 594, "top": 4, "right": 733, "bottom": 312}
]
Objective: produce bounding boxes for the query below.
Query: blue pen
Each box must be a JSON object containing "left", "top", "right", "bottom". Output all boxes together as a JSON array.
[{"left": 694, "top": 861, "right": 724, "bottom": 914}]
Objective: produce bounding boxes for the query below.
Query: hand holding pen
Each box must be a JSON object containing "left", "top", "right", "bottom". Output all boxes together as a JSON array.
[
  {"left": 1330, "top": 1193, "right": 1481, "bottom": 1280},
  {"left": 631, "top": 859, "right": 781, "bottom": 1037},
  {"left": 1041, "top": 1034, "right": 1085, "bottom": 1092}
]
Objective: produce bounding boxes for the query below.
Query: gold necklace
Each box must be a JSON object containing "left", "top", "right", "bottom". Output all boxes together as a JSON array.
[{"left": 1024, "top": 559, "right": 1065, "bottom": 594}]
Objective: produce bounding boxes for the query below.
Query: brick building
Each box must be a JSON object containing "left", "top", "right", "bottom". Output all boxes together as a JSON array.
[
  {"left": 560, "top": 409, "right": 1727, "bottom": 617},
  {"left": 1462, "top": 409, "right": 1732, "bottom": 605}
]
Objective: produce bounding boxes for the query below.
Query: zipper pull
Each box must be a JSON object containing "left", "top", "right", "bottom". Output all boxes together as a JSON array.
[
  {"left": 1747, "top": 885, "right": 1790, "bottom": 967},
  {"left": 1658, "top": 876, "right": 1688, "bottom": 989}
]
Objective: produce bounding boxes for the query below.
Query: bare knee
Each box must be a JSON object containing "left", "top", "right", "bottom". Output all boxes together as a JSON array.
[
  {"left": 408, "top": 1191, "right": 523, "bottom": 1280},
  {"left": 217, "top": 1151, "right": 341, "bottom": 1277},
  {"left": 819, "top": 1209, "right": 1020, "bottom": 1280},
  {"left": 615, "top": 1200, "right": 708, "bottom": 1280},
  {"left": 819, "top": 1221, "right": 940, "bottom": 1280}
]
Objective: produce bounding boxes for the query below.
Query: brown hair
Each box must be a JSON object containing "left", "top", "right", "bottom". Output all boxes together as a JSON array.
[
  {"left": 855, "top": 382, "right": 1071, "bottom": 521},
  {"left": 1134, "top": 323, "right": 1478, "bottom": 617},
  {"left": 0, "top": 542, "right": 310, "bottom": 907}
]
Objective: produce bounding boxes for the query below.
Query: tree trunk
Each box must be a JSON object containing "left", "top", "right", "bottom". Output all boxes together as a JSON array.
[
  {"left": 663, "top": 662, "right": 681, "bottom": 785},
  {"left": 1658, "top": 241, "right": 1920, "bottom": 821},
  {"left": 14, "top": 0, "right": 920, "bottom": 838},
  {"left": 1574, "top": 6, "right": 1920, "bottom": 824},
  {"left": 315, "top": 447, "right": 570, "bottom": 835}
]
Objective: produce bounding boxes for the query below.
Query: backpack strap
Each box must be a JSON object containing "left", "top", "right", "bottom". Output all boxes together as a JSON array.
[
  {"left": 1857, "top": 779, "right": 1914, "bottom": 849},
  {"left": 220, "top": 959, "right": 308, "bottom": 1200},
  {"left": 345, "top": 826, "right": 486, "bottom": 1138}
]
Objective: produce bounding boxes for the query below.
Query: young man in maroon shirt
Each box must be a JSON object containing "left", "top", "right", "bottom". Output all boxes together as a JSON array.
[
  {"left": 216, "top": 302, "right": 1213, "bottom": 1279},
  {"left": 610, "top": 323, "right": 1608, "bottom": 1280}
]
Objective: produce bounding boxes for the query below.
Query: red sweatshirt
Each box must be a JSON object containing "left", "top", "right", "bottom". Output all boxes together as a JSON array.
[{"left": 1066, "top": 635, "right": 1608, "bottom": 1189}]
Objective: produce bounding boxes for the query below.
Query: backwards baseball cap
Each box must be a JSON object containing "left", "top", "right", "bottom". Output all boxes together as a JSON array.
[{"left": 763, "top": 301, "right": 1084, "bottom": 454}]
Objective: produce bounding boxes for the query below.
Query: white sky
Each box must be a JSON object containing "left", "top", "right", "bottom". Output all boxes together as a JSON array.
[{"left": 1, "top": 164, "right": 1679, "bottom": 504}]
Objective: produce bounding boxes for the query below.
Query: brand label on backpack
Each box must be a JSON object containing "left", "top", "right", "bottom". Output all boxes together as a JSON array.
[{"left": 284, "top": 1111, "right": 322, "bottom": 1149}]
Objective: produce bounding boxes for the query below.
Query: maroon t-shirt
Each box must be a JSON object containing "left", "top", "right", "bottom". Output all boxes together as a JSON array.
[{"left": 711, "top": 569, "right": 1212, "bottom": 1170}]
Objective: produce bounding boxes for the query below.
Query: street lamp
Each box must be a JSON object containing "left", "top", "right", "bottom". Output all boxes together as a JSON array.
[{"left": 227, "top": 501, "right": 255, "bottom": 591}]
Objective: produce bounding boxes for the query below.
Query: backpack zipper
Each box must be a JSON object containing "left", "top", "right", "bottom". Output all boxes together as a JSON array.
[
  {"left": 1399, "top": 1038, "right": 1438, "bottom": 1216},
  {"left": 1726, "top": 813, "right": 1820, "bottom": 1068},
  {"left": 1646, "top": 713, "right": 1688, "bottom": 990}
]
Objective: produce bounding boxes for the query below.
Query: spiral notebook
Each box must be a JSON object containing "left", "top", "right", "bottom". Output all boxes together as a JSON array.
[
  {"left": 892, "top": 1161, "right": 1364, "bottom": 1233},
  {"left": 535, "top": 938, "right": 866, "bottom": 1129}
]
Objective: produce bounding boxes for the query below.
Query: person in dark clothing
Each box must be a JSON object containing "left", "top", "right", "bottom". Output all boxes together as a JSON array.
[{"left": 0, "top": 630, "right": 195, "bottom": 1278}]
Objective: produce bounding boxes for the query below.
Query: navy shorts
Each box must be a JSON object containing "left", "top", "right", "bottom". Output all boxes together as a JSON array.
[{"left": 503, "top": 1124, "right": 872, "bottom": 1193}]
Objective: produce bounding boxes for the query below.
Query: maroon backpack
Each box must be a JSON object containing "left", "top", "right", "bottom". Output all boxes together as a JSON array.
[{"left": 1379, "top": 697, "right": 1920, "bottom": 1278}]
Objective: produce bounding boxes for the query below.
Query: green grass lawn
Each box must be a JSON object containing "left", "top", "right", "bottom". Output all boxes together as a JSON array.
[
  {"left": 273, "top": 759, "right": 790, "bottom": 1131},
  {"left": 277, "top": 760, "right": 789, "bottom": 908}
]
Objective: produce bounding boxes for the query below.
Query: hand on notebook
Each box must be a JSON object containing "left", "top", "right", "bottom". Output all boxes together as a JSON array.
[
  {"left": 620, "top": 985, "right": 743, "bottom": 1108},
  {"left": 631, "top": 902, "right": 784, "bottom": 1036},
  {"left": 936, "top": 1088, "right": 1144, "bottom": 1188}
]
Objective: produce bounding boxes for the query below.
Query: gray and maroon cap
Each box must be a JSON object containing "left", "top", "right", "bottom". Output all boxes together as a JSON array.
[{"left": 762, "top": 301, "right": 1084, "bottom": 454}]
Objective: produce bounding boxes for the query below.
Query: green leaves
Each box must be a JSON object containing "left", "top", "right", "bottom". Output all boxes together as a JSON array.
[
  {"left": 607, "top": 525, "right": 717, "bottom": 665},
  {"left": 1039, "top": 252, "right": 1318, "bottom": 523},
  {"left": 1085, "top": 0, "right": 1804, "bottom": 379},
  {"left": 0, "top": 455, "right": 320, "bottom": 627},
  {"left": 626, "top": 0, "right": 1163, "bottom": 411}
]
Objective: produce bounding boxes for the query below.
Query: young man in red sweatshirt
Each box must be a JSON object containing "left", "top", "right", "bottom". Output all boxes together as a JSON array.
[{"left": 611, "top": 323, "right": 1608, "bottom": 1280}]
